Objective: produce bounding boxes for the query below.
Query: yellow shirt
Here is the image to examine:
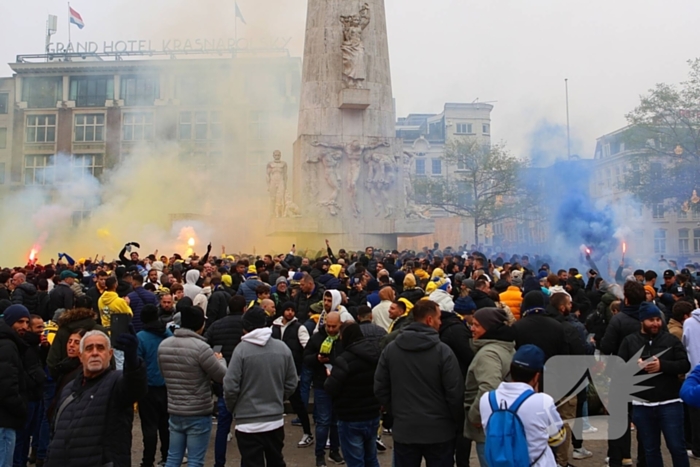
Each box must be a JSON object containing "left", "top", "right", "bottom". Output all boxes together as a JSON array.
[{"left": 99, "top": 291, "right": 133, "bottom": 327}]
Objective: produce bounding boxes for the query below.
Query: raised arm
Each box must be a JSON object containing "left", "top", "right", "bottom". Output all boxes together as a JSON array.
[
  {"left": 359, "top": 3, "right": 370, "bottom": 29},
  {"left": 312, "top": 141, "right": 345, "bottom": 150}
]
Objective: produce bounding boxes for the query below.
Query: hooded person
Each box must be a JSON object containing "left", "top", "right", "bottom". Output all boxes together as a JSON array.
[
  {"left": 236, "top": 266, "right": 264, "bottom": 303},
  {"left": 183, "top": 269, "right": 202, "bottom": 301},
  {"left": 371, "top": 287, "right": 395, "bottom": 332},
  {"left": 223, "top": 307, "right": 298, "bottom": 467},
  {"left": 429, "top": 279, "right": 455, "bottom": 312},
  {"left": 399, "top": 273, "right": 425, "bottom": 305},
  {"left": 684, "top": 307, "right": 700, "bottom": 376},
  {"left": 314, "top": 289, "right": 354, "bottom": 334}
]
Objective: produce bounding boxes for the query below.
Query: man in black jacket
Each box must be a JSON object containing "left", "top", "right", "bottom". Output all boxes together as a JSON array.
[
  {"left": 46, "top": 271, "right": 77, "bottom": 319},
  {"left": 303, "top": 312, "right": 344, "bottom": 467},
  {"left": 206, "top": 274, "right": 231, "bottom": 326},
  {"left": 205, "top": 295, "right": 245, "bottom": 467},
  {"left": 470, "top": 279, "right": 496, "bottom": 310},
  {"left": 46, "top": 330, "right": 147, "bottom": 467},
  {"left": 618, "top": 303, "right": 691, "bottom": 466},
  {"left": 325, "top": 323, "right": 381, "bottom": 467},
  {"left": 374, "top": 300, "right": 463, "bottom": 467},
  {"left": 271, "top": 302, "right": 313, "bottom": 448},
  {"left": 513, "top": 291, "right": 568, "bottom": 361},
  {"left": 85, "top": 271, "right": 108, "bottom": 321},
  {"left": 11, "top": 273, "right": 39, "bottom": 315},
  {"left": 601, "top": 281, "right": 646, "bottom": 356},
  {"left": 296, "top": 273, "right": 325, "bottom": 330},
  {"left": 0, "top": 305, "right": 30, "bottom": 466}
]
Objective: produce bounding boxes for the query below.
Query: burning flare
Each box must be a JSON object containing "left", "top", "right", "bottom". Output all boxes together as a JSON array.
[
  {"left": 188, "top": 237, "right": 195, "bottom": 247},
  {"left": 29, "top": 249, "right": 37, "bottom": 262},
  {"left": 622, "top": 242, "right": 627, "bottom": 254}
]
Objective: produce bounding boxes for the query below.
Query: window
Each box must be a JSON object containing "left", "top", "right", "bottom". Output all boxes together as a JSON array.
[
  {"left": 654, "top": 229, "right": 666, "bottom": 254},
  {"left": 652, "top": 203, "right": 665, "bottom": 219},
  {"left": 431, "top": 158, "right": 442, "bottom": 175},
  {"left": 0, "top": 93, "right": 7, "bottom": 114},
  {"left": 74, "top": 114, "right": 105, "bottom": 142},
  {"left": 415, "top": 159, "right": 425, "bottom": 175},
  {"left": 679, "top": 229, "right": 690, "bottom": 254},
  {"left": 120, "top": 76, "right": 158, "bottom": 106},
  {"left": 22, "top": 77, "right": 62, "bottom": 108},
  {"left": 72, "top": 154, "right": 104, "bottom": 180},
  {"left": 619, "top": 142, "right": 625, "bottom": 152},
  {"left": 456, "top": 123, "right": 472, "bottom": 134},
  {"left": 249, "top": 111, "right": 268, "bottom": 141},
  {"left": 72, "top": 199, "right": 92, "bottom": 227},
  {"left": 482, "top": 123, "right": 490, "bottom": 134},
  {"left": 24, "top": 154, "right": 55, "bottom": 185},
  {"left": 179, "top": 111, "right": 221, "bottom": 140},
  {"left": 0, "top": 128, "right": 6, "bottom": 149},
  {"left": 603, "top": 144, "right": 611, "bottom": 157},
  {"left": 694, "top": 229, "right": 700, "bottom": 253},
  {"left": 26, "top": 115, "right": 56, "bottom": 143},
  {"left": 123, "top": 113, "right": 153, "bottom": 141},
  {"left": 70, "top": 76, "right": 114, "bottom": 107}
]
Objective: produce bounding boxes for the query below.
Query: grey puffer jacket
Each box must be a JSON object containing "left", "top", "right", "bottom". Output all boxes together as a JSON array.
[{"left": 158, "top": 328, "right": 227, "bottom": 416}]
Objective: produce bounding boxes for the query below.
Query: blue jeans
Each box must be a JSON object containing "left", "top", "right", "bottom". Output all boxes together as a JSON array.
[
  {"left": 214, "top": 397, "right": 233, "bottom": 467},
  {"left": 165, "top": 415, "right": 212, "bottom": 467},
  {"left": 338, "top": 417, "right": 380, "bottom": 467},
  {"left": 632, "top": 402, "right": 690, "bottom": 467},
  {"left": 300, "top": 366, "right": 313, "bottom": 409},
  {"left": 314, "top": 388, "right": 339, "bottom": 458},
  {"left": 0, "top": 428, "right": 16, "bottom": 467},
  {"left": 13, "top": 400, "right": 42, "bottom": 466},
  {"left": 476, "top": 442, "right": 487, "bottom": 467}
]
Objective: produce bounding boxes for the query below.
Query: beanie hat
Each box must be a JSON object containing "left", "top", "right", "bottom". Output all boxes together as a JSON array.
[
  {"left": 245, "top": 265, "right": 258, "bottom": 278},
  {"left": 511, "top": 276, "right": 523, "bottom": 287},
  {"left": 180, "top": 306, "right": 205, "bottom": 331},
  {"left": 403, "top": 273, "right": 417, "bottom": 289},
  {"left": 222, "top": 274, "right": 233, "bottom": 288},
  {"left": 438, "top": 278, "right": 451, "bottom": 291},
  {"left": 141, "top": 304, "right": 159, "bottom": 325},
  {"left": 537, "top": 270, "right": 549, "bottom": 280},
  {"left": 276, "top": 276, "right": 288, "bottom": 286},
  {"left": 3, "top": 304, "right": 30, "bottom": 326},
  {"left": 511, "top": 270, "right": 523, "bottom": 281},
  {"left": 243, "top": 307, "right": 268, "bottom": 332},
  {"left": 521, "top": 290, "right": 546, "bottom": 313},
  {"left": 281, "top": 301, "right": 296, "bottom": 313},
  {"left": 425, "top": 281, "right": 438, "bottom": 294},
  {"left": 639, "top": 302, "right": 662, "bottom": 321},
  {"left": 463, "top": 279, "right": 475, "bottom": 290},
  {"left": 644, "top": 285, "right": 656, "bottom": 299},
  {"left": 454, "top": 296, "right": 477, "bottom": 315},
  {"left": 473, "top": 307, "right": 509, "bottom": 332},
  {"left": 340, "top": 322, "right": 364, "bottom": 347}
]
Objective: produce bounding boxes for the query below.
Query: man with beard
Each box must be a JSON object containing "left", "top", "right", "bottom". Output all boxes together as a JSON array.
[
  {"left": 137, "top": 305, "right": 173, "bottom": 467},
  {"left": 46, "top": 330, "right": 147, "bottom": 467},
  {"left": 618, "top": 302, "right": 690, "bottom": 466}
]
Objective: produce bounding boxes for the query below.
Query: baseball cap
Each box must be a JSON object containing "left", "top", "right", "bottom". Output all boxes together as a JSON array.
[
  {"left": 663, "top": 269, "right": 676, "bottom": 279},
  {"left": 512, "top": 344, "right": 546, "bottom": 371},
  {"left": 60, "top": 270, "right": 79, "bottom": 280},
  {"left": 672, "top": 285, "right": 685, "bottom": 297}
]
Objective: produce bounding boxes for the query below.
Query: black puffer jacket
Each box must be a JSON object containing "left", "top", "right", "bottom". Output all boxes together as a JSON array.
[
  {"left": 206, "top": 288, "right": 231, "bottom": 326},
  {"left": 46, "top": 359, "right": 148, "bottom": 467},
  {"left": 470, "top": 289, "right": 496, "bottom": 310},
  {"left": 21, "top": 332, "right": 47, "bottom": 402},
  {"left": 618, "top": 329, "right": 690, "bottom": 403},
  {"left": 325, "top": 339, "right": 381, "bottom": 421},
  {"left": 46, "top": 308, "right": 107, "bottom": 379},
  {"left": 12, "top": 282, "right": 39, "bottom": 314},
  {"left": 399, "top": 288, "right": 425, "bottom": 305},
  {"left": 513, "top": 309, "right": 568, "bottom": 360},
  {"left": 439, "top": 311, "right": 474, "bottom": 378},
  {"left": 358, "top": 321, "right": 387, "bottom": 354},
  {"left": 0, "top": 320, "right": 27, "bottom": 430},
  {"left": 47, "top": 283, "right": 75, "bottom": 318},
  {"left": 204, "top": 312, "right": 243, "bottom": 364},
  {"left": 295, "top": 286, "right": 325, "bottom": 323},
  {"left": 601, "top": 304, "right": 641, "bottom": 356},
  {"left": 303, "top": 328, "right": 343, "bottom": 389}
]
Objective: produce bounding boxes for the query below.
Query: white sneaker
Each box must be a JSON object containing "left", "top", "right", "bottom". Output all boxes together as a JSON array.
[
  {"left": 182, "top": 456, "right": 188, "bottom": 465},
  {"left": 298, "top": 433, "right": 314, "bottom": 448},
  {"left": 227, "top": 432, "right": 233, "bottom": 442},
  {"left": 688, "top": 450, "right": 700, "bottom": 460},
  {"left": 582, "top": 426, "right": 598, "bottom": 434},
  {"left": 573, "top": 447, "right": 593, "bottom": 460}
]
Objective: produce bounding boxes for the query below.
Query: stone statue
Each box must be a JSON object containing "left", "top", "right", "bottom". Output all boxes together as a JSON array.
[
  {"left": 311, "top": 139, "right": 390, "bottom": 217},
  {"left": 266, "top": 150, "right": 288, "bottom": 218},
  {"left": 284, "top": 192, "right": 302, "bottom": 218},
  {"left": 307, "top": 150, "right": 343, "bottom": 216},
  {"left": 340, "top": 3, "right": 371, "bottom": 89},
  {"left": 402, "top": 150, "right": 430, "bottom": 220},
  {"left": 365, "top": 150, "right": 398, "bottom": 218}
]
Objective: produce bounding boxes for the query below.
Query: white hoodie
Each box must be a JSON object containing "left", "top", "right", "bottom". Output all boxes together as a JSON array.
[
  {"left": 313, "top": 289, "right": 355, "bottom": 334},
  {"left": 683, "top": 309, "right": 700, "bottom": 370},
  {"left": 429, "top": 289, "right": 455, "bottom": 312},
  {"left": 241, "top": 327, "right": 273, "bottom": 346},
  {"left": 184, "top": 269, "right": 202, "bottom": 300}
]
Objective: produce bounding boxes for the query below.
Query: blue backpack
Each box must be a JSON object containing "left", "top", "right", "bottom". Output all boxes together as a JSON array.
[{"left": 484, "top": 389, "right": 535, "bottom": 467}]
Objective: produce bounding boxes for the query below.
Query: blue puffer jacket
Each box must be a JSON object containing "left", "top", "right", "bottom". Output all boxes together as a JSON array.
[
  {"left": 237, "top": 278, "right": 263, "bottom": 303},
  {"left": 682, "top": 364, "right": 700, "bottom": 408},
  {"left": 137, "top": 322, "right": 173, "bottom": 387},
  {"left": 128, "top": 287, "right": 158, "bottom": 332}
]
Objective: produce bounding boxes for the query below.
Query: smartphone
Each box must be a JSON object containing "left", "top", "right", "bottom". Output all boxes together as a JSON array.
[
  {"left": 110, "top": 314, "right": 132, "bottom": 347},
  {"left": 212, "top": 345, "right": 223, "bottom": 354},
  {"left": 293, "top": 244, "right": 296, "bottom": 248}
]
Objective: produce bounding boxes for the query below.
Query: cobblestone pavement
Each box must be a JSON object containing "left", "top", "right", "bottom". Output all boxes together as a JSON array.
[{"left": 130, "top": 414, "right": 700, "bottom": 466}]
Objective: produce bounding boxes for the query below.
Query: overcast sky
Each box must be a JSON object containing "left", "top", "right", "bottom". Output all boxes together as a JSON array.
[{"left": 2, "top": 0, "right": 699, "bottom": 164}]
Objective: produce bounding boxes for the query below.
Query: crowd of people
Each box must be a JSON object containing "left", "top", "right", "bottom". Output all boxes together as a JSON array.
[{"left": 1, "top": 239, "right": 700, "bottom": 467}]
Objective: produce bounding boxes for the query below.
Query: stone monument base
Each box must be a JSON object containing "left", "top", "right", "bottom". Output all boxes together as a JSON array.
[{"left": 266, "top": 217, "right": 434, "bottom": 250}]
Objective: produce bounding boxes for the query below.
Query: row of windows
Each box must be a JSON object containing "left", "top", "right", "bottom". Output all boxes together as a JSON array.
[
  {"left": 24, "top": 154, "right": 103, "bottom": 185},
  {"left": 23, "top": 111, "right": 271, "bottom": 143},
  {"left": 21, "top": 76, "right": 159, "bottom": 108},
  {"left": 653, "top": 229, "right": 700, "bottom": 255},
  {"left": 651, "top": 203, "right": 700, "bottom": 220},
  {"left": 455, "top": 123, "right": 490, "bottom": 135},
  {"left": 415, "top": 159, "right": 442, "bottom": 175}
]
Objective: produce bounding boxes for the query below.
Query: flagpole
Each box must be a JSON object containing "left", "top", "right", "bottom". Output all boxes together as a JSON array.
[
  {"left": 234, "top": 2, "right": 238, "bottom": 50},
  {"left": 67, "top": 2, "right": 71, "bottom": 44}
]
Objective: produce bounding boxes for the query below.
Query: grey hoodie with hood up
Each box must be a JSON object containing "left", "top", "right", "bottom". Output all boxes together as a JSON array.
[{"left": 683, "top": 309, "right": 700, "bottom": 370}]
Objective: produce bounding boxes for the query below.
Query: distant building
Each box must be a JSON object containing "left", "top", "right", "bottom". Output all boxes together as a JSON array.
[{"left": 0, "top": 48, "right": 301, "bottom": 222}]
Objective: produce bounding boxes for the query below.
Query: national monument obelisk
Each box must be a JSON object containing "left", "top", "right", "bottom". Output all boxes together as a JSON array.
[{"left": 273, "top": 0, "right": 433, "bottom": 248}]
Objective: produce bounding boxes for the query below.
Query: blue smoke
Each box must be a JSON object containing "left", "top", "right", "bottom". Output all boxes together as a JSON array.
[
  {"left": 554, "top": 194, "right": 619, "bottom": 257},
  {"left": 528, "top": 119, "right": 583, "bottom": 168}
]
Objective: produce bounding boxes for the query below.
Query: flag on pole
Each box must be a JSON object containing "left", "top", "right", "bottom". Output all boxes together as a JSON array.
[
  {"left": 69, "top": 6, "right": 84, "bottom": 29},
  {"left": 235, "top": 3, "right": 246, "bottom": 24}
]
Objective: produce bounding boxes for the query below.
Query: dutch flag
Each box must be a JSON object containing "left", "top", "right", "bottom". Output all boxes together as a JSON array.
[{"left": 69, "top": 6, "right": 84, "bottom": 29}]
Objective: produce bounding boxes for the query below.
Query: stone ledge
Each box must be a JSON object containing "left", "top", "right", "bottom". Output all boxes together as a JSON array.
[{"left": 338, "top": 88, "right": 370, "bottom": 110}]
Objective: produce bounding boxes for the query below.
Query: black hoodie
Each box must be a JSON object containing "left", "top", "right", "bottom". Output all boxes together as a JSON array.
[
  {"left": 601, "top": 304, "right": 641, "bottom": 356},
  {"left": 374, "top": 322, "right": 464, "bottom": 445},
  {"left": 324, "top": 339, "right": 381, "bottom": 421},
  {"left": 0, "top": 320, "right": 28, "bottom": 429}
]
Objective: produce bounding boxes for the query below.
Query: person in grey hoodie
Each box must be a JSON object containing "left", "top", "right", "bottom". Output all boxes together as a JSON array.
[
  {"left": 224, "top": 307, "right": 298, "bottom": 467},
  {"left": 158, "top": 306, "right": 227, "bottom": 467},
  {"left": 683, "top": 308, "right": 700, "bottom": 459}
]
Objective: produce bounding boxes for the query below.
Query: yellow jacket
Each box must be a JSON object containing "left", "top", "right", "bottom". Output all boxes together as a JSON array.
[
  {"left": 499, "top": 286, "right": 523, "bottom": 320},
  {"left": 99, "top": 291, "right": 133, "bottom": 327}
]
